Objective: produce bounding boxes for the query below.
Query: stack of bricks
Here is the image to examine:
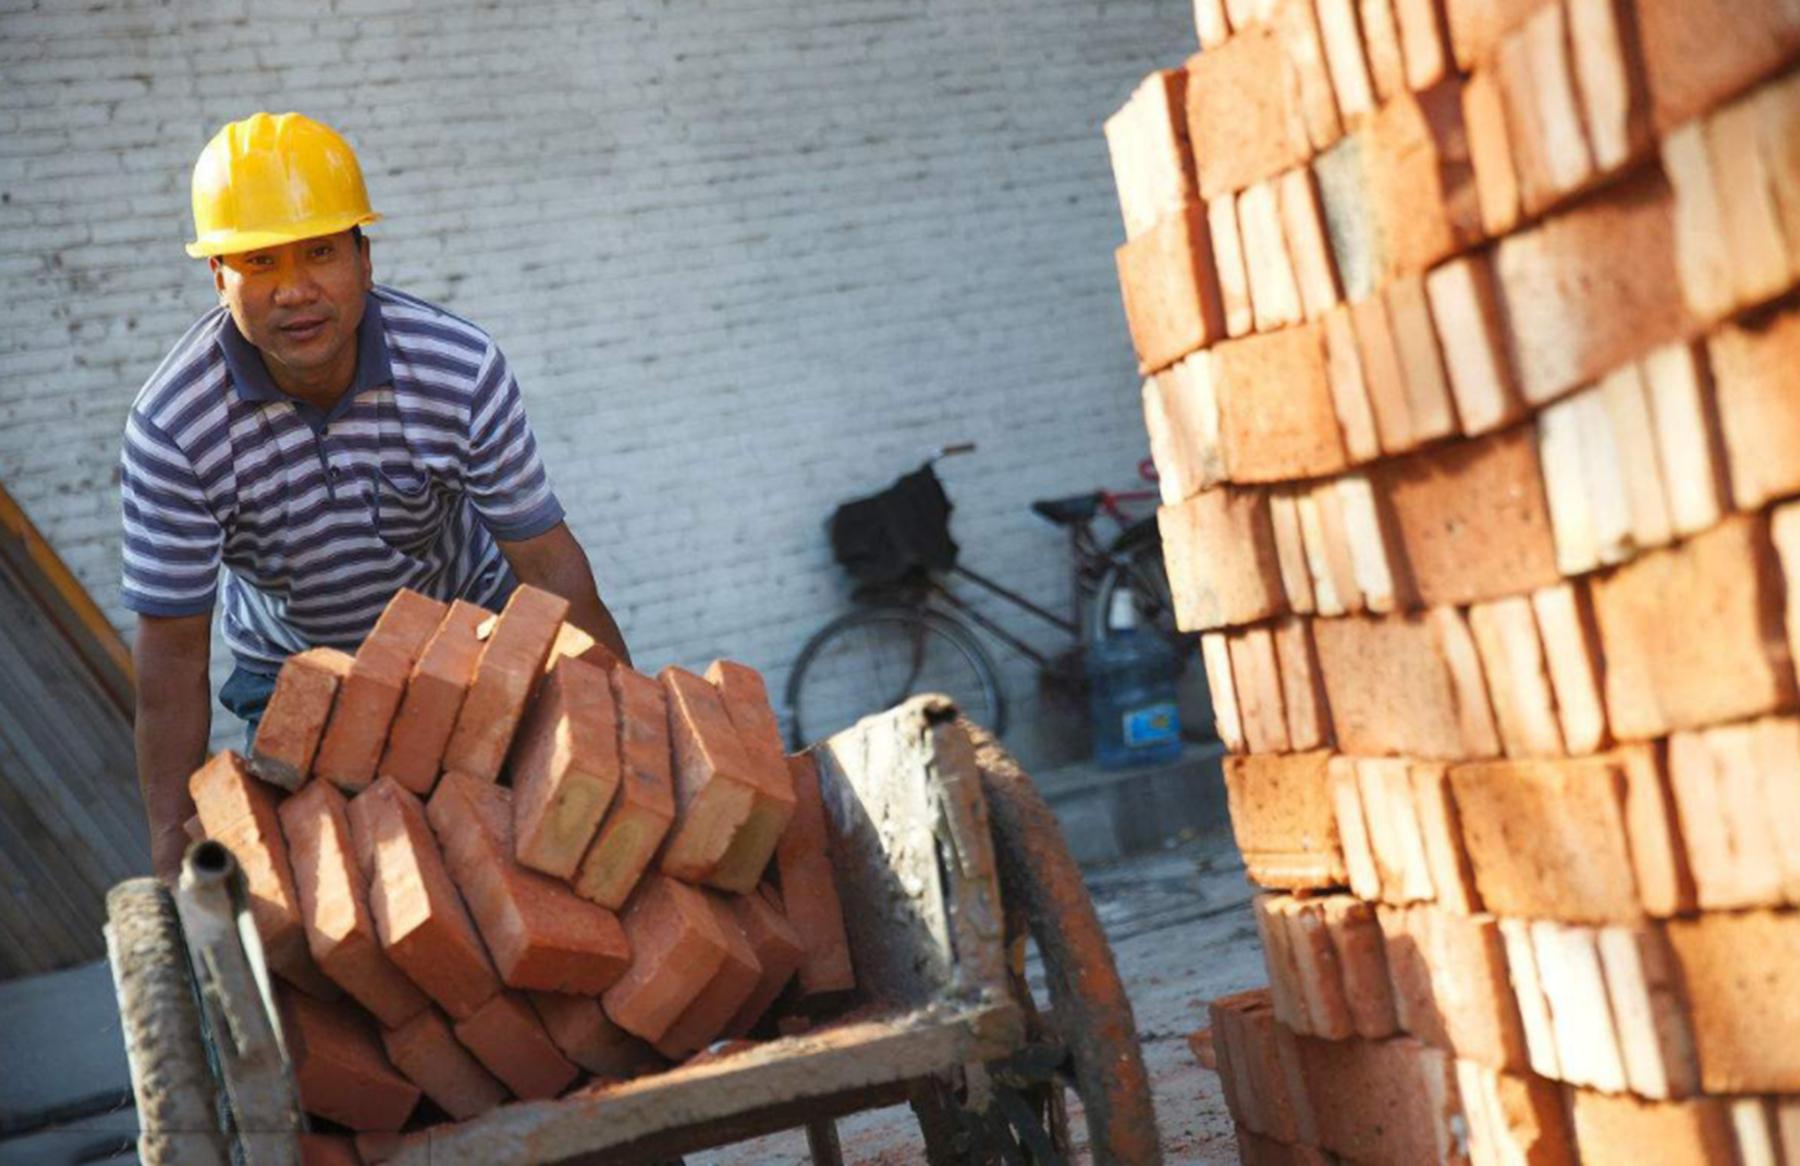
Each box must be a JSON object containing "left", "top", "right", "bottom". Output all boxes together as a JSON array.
[
  {"left": 1111, "top": 0, "right": 1800, "bottom": 1160},
  {"left": 185, "top": 584, "right": 855, "bottom": 1158}
]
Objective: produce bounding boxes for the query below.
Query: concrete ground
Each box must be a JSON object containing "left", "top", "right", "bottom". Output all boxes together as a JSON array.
[{"left": 693, "top": 827, "right": 1266, "bottom": 1165}]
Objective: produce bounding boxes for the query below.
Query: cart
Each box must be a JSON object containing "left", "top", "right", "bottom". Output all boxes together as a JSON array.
[{"left": 105, "top": 698, "right": 1163, "bottom": 1165}]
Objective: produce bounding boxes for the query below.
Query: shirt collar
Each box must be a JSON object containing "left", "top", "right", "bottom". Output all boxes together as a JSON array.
[{"left": 218, "top": 294, "right": 393, "bottom": 410}]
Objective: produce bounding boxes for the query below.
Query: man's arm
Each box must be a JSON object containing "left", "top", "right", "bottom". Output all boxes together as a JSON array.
[
  {"left": 133, "top": 611, "right": 213, "bottom": 880},
  {"left": 499, "top": 521, "right": 631, "bottom": 666}
]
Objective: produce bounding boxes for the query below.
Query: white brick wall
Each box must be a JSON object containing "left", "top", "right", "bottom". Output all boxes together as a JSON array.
[{"left": 0, "top": 0, "right": 1193, "bottom": 766}]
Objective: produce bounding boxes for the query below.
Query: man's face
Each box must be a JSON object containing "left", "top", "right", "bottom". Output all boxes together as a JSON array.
[{"left": 212, "top": 231, "right": 372, "bottom": 390}]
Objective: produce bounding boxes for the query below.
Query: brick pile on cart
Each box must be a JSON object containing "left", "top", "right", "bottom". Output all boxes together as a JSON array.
[
  {"left": 186, "top": 583, "right": 854, "bottom": 1163},
  {"left": 1107, "top": 0, "right": 1800, "bottom": 1161}
]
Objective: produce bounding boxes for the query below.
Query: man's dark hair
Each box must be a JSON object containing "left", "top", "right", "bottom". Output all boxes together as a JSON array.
[{"left": 350, "top": 225, "right": 366, "bottom": 248}]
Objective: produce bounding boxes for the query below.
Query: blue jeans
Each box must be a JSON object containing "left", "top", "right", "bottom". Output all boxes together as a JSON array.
[{"left": 218, "top": 665, "right": 280, "bottom": 752}]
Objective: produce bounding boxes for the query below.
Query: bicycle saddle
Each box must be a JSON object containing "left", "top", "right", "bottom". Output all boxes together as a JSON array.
[{"left": 1031, "top": 492, "right": 1103, "bottom": 527}]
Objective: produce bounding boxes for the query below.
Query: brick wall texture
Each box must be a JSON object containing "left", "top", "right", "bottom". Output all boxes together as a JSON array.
[{"left": 0, "top": 0, "right": 1191, "bottom": 759}]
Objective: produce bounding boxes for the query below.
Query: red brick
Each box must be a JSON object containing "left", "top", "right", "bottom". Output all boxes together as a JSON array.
[
  {"left": 442, "top": 584, "right": 570, "bottom": 782},
  {"left": 1711, "top": 303, "right": 1800, "bottom": 510},
  {"left": 1222, "top": 752, "right": 1346, "bottom": 890},
  {"left": 1468, "top": 596, "right": 1565, "bottom": 759},
  {"left": 1315, "top": 0, "right": 1376, "bottom": 122},
  {"left": 1455, "top": 1060, "right": 1577, "bottom": 1166},
  {"left": 658, "top": 666, "right": 767, "bottom": 887},
  {"left": 379, "top": 1006, "right": 507, "bottom": 1120},
  {"left": 1384, "top": 274, "right": 1459, "bottom": 447},
  {"left": 1322, "top": 307, "right": 1381, "bottom": 465},
  {"left": 1667, "top": 909, "right": 1800, "bottom": 1092},
  {"left": 1425, "top": 908, "right": 1528, "bottom": 1071},
  {"left": 190, "top": 752, "right": 313, "bottom": 994},
  {"left": 1449, "top": 757, "right": 1641, "bottom": 922},
  {"left": 1642, "top": 341, "right": 1729, "bottom": 539},
  {"left": 1662, "top": 118, "right": 1738, "bottom": 324},
  {"left": 1347, "top": 292, "right": 1419, "bottom": 455},
  {"left": 1359, "top": 0, "right": 1408, "bottom": 102},
  {"left": 1394, "top": 0, "right": 1451, "bottom": 89},
  {"left": 1320, "top": 896, "right": 1397, "bottom": 1039},
  {"left": 1355, "top": 758, "right": 1434, "bottom": 904},
  {"left": 1499, "top": 917, "right": 1563, "bottom": 1080},
  {"left": 1294, "top": 1031, "right": 1462, "bottom": 1164},
  {"left": 529, "top": 991, "right": 659, "bottom": 1079},
  {"left": 1426, "top": 252, "right": 1522, "bottom": 437},
  {"left": 1569, "top": 0, "right": 1653, "bottom": 170},
  {"left": 546, "top": 619, "right": 623, "bottom": 675},
  {"left": 603, "top": 874, "right": 733, "bottom": 1044},
  {"left": 1208, "top": 196, "right": 1256, "bottom": 339},
  {"left": 379, "top": 599, "right": 488, "bottom": 796},
  {"left": 1633, "top": 0, "right": 1800, "bottom": 132},
  {"left": 1213, "top": 324, "right": 1349, "bottom": 483},
  {"left": 655, "top": 890, "right": 764, "bottom": 1058},
  {"left": 1377, "top": 426, "right": 1560, "bottom": 607},
  {"left": 775, "top": 752, "right": 855, "bottom": 995},
  {"left": 1272, "top": 618, "right": 1331, "bottom": 751},
  {"left": 1464, "top": 67, "right": 1521, "bottom": 237},
  {"left": 1591, "top": 515, "right": 1797, "bottom": 739},
  {"left": 1610, "top": 741, "right": 1695, "bottom": 918},
  {"left": 1229, "top": 627, "right": 1290, "bottom": 755},
  {"left": 251, "top": 648, "right": 354, "bottom": 790},
  {"left": 1376, "top": 905, "right": 1449, "bottom": 1047},
  {"left": 1410, "top": 763, "right": 1481, "bottom": 913},
  {"left": 278, "top": 781, "right": 429, "bottom": 1027},
  {"left": 282, "top": 990, "right": 419, "bottom": 1132},
  {"left": 1311, "top": 612, "right": 1488, "bottom": 760},
  {"left": 1275, "top": 7, "right": 1339, "bottom": 148},
  {"left": 1496, "top": 3, "right": 1596, "bottom": 217},
  {"left": 1443, "top": 0, "right": 1545, "bottom": 69},
  {"left": 347, "top": 776, "right": 499, "bottom": 1020},
  {"left": 509, "top": 656, "right": 620, "bottom": 879},
  {"left": 1762, "top": 72, "right": 1800, "bottom": 273},
  {"left": 1254, "top": 894, "right": 1314, "bottom": 1033},
  {"left": 1103, "top": 68, "right": 1195, "bottom": 240},
  {"left": 314, "top": 590, "right": 446, "bottom": 792},
  {"left": 1596, "top": 923, "right": 1699, "bottom": 1099},
  {"left": 1238, "top": 180, "right": 1304, "bottom": 333},
  {"left": 1531, "top": 582, "right": 1609, "bottom": 756},
  {"left": 1534, "top": 927, "right": 1624, "bottom": 1094},
  {"left": 428, "top": 771, "right": 630, "bottom": 995},
  {"left": 1571, "top": 1091, "right": 1736, "bottom": 1164},
  {"left": 1666, "top": 720, "right": 1792, "bottom": 911},
  {"left": 724, "top": 886, "right": 805, "bottom": 1036},
  {"left": 1282, "top": 897, "right": 1354, "bottom": 1039},
  {"left": 1115, "top": 203, "right": 1227, "bottom": 373},
  {"left": 1202, "top": 632, "right": 1247, "bottom": 753},
  {"left": 1235, "top": 1127, "right": 1334, "bottom": 1166},
  {"left": 1328, "top": 757, "right": 1381, "bottom": 900},
  {"left": 1296, "top": 483, "right": 1361, "bottom": 617},
  {"left": 703, "top": 660, "right": 799, "bottom": 893},
  {"left": 1430, "top": 606, "right": 1505, "bottom": 761},
  {"left": 453, "top": 989, "right": 579, "bottom": 1100},
  {"left": 1363, "top": 83, "right": 1483, "bottom": 286},
  {"left": 1144, "top": 357, "right": 1226, "bottom": 506},
  {"left": 1186, "top": 25, "right": 1312, "bottom": 199},
  {"left": 1214, "top": 990, "right": 1318, "bottom": 1145},
  {"left": 574, "top": 667, "right": 676, "bottom": 910},
  {"left": 1494, "top": 170, "right": 1691, "bottom": 405}
]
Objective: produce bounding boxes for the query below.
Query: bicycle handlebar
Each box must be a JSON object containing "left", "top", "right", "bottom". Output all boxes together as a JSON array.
[{"left": 933, "top": 442, "right": 978, "bottom": 461}]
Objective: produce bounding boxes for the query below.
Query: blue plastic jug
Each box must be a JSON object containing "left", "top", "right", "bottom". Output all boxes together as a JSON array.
[{"left": 1088, "top": 590, "right": 1183, "bottom": 769}]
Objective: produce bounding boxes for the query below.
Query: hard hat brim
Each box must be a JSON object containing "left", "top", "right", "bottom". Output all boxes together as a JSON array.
[{"left": 185, "top": 210, "right": 382, "bottom": 259}]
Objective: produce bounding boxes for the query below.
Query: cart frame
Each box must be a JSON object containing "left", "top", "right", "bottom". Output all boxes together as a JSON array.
[{"left": 107, "top": 697, "right": 1163, "bottom": 1165}]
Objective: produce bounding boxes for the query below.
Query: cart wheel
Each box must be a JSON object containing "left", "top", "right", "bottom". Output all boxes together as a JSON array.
[
  {"left": 966, "top": 723, "right": 1165, "bottom": 1166},
  {"left": 105, "top": 878, "right": 229, "bottom": 1166}
]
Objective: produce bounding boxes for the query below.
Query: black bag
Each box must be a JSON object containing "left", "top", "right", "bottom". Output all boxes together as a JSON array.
[{"left": 828, "top": 465, "right": 959, "bottom": 586}]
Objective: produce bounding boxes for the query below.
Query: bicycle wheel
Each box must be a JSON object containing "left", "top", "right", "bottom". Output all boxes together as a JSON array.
[{"left": 785, "top": 605, "right": 1007, "bottom": 750}]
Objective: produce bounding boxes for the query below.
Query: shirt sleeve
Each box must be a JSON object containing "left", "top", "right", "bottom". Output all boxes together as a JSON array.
[
  {"left": 466, "top": 344, "right": 566, "bottom": 541},
  {"left": 118, "top": 410, "right": 223, "bottom": 617}
]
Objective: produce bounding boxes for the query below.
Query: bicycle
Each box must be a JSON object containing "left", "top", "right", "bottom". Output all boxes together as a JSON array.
[{"left": 783, "top": 442, "right": 1189, "bottom": 749}]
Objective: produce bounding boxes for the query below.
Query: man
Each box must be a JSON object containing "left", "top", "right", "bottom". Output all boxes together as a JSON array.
[{"left": 121, "top": 112, "right": 629, "bottom": 880}]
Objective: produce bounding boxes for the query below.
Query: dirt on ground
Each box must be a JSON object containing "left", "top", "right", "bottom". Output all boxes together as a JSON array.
[{"left": 691, "top": 829, "right": 1265, "bottom": 1165}]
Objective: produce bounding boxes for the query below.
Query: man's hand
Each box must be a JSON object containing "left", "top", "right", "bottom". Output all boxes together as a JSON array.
[
  {"left": 498, "top": 521, "right": 632, "bottom": 665},
  {"left": 134, "top": 612, "right": 213, "bottom": 881}
]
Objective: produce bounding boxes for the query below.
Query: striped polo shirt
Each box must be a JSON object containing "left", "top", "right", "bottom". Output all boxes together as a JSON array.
[{"left": 119, "top": 285, "right": 565, "bottom": 672}]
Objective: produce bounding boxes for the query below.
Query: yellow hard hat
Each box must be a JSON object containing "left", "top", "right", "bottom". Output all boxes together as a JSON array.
[{"left": 185, "top": 112, "right": 381, "bottom": 258}]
